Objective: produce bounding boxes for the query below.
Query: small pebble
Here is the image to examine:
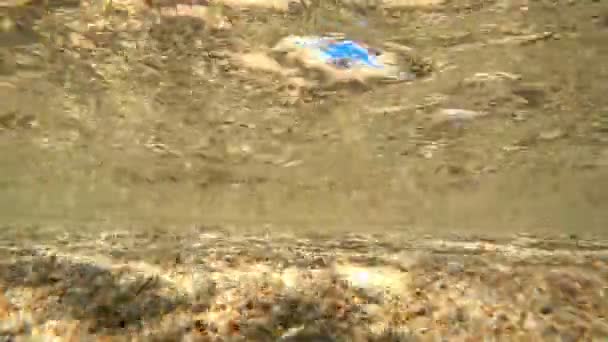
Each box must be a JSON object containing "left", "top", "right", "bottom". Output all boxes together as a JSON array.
[
  {"left": 447, "top": 261, "right": 464, "bottom": 275},
  {"left": 539, "top": 304, "right": 553, "bottom": 315},
  {"left": 360, "top": 303, "right": 383, "bottom": 318}
]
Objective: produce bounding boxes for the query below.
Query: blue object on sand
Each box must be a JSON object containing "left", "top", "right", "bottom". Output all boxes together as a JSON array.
[
  {"left": 293, "top": 37, "right": 385, "bottom": 69},
  {"left": 321, "top": 40, "right": 383, "bottom": 68}
]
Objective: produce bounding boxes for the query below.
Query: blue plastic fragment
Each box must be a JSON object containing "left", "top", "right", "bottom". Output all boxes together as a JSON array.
[
  {"left": 292, "top": 37, "right": 385, "bottom": 69},
  {"left": 322, "top": 40, "right": 383, "bottom": 68}
]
